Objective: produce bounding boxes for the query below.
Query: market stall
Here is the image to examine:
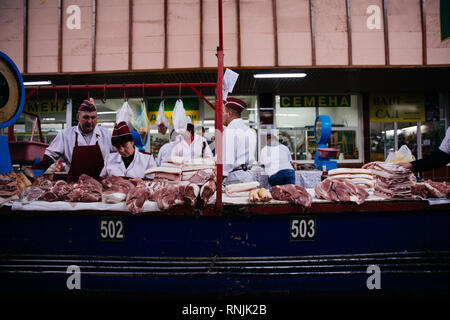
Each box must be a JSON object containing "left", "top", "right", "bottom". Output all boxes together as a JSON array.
[{"left": 1, "top": 1, "right": 450, "bottom": 298}]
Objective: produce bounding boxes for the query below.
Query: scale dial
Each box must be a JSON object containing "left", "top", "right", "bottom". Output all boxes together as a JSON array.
[
  {"left": 0, "top": 51, "right": 24, "bottom": 128},
  {"left": 314, "top": 115, "right": 332, "bottom": 145}
]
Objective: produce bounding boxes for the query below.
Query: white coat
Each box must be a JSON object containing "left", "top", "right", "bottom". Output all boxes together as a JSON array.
[
  {"left": 156, "top": 141, "right": 175, "bottom": 166},
  {"left": 100, "top": 150, "right": 157, "bottom": 179},
  {"left": 170, "top": 134, "right": 213, "bottom": 160},
  {"left": 260, "top": 142, "right": 293, "bottom": 176},
  {"left": 44, "top": 125, "right": 115, "bottom": 172},
  {"left": 222, "top": 118, "right": 257, "bottom": 176}
]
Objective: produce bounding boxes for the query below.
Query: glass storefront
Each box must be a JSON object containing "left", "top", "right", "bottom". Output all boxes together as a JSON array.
[
  {"left": 369, "top": 93, "right": 448, "bottom": 162},
  {"left": 274, "top": 94, "right": 362, "bottom": 163}
]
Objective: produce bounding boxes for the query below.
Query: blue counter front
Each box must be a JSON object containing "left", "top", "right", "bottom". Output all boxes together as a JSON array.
[{"left": 0, "top": 200, "right": 449, "bottom": 297}]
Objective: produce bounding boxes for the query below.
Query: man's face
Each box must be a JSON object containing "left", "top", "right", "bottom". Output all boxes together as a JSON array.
[
  {"left": 77, "top": 111, "right": 97, "bottom": 134},
  {"left": 115, "top": 140, "right": 135, "bottom": 158},
  {"left": 222, "top": 107, "right": 230, "bottom": 126}
]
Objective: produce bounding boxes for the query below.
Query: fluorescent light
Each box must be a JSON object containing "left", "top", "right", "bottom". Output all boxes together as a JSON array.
[
  {"left": 97, "top": 111, "right": 117, "bottom": 115},
  {"left": 43, "top": 117, "right": 55, "bottom": 121},
  {"left": 253, "top": 73, "right": 307, "bottom": 79},
  {"left": 23, "top": 80, "right": 52, "bottom": 86}
]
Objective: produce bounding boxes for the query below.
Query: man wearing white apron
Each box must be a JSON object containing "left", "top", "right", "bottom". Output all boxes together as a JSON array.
[
  {"left": 222, "top": 97, "right": 257, "bottom": 185},
  {"left": 100, "top": 121, "right": 157, "bottom": 179},
  {"left": 34, "top": 99, "right": 114, "bottom": 182}
]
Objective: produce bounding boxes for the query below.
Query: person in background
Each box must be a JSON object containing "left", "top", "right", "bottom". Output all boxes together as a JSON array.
[
  {"left": 156, "top": 129, "right": 177, "bottom": 166},
  {"left": 196, "top": 125, "right": 211, "bottom": 159},
  {"left": 222, "top": 97, "right": 257, "bottom": 185},
  {"left": 170, "top": 123, "right": 213, "bottom": 160},
  {"left": 33, "top": 98, "right": 115, "bottom": 182},
  {"left": 398, "top": 126, "right": 450, "bottom": 172},
  {"left": 100, "top": 121, "right": 156, "bottom": 178},
  {"left": 260, "top": 131, "right": 295, "bottom": 186}
]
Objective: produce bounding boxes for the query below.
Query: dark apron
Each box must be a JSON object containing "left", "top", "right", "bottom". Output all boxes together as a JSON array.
[{"left": 67, "top": 132, "right": 105, "bottom": 183}]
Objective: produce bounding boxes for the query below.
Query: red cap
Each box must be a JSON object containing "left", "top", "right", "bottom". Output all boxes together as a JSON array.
[
  {"left": 78, "top": 100, "right": 97, "bottom": 113},
  {"left": 225, "top": 97, "right": 247, "bottom": 113},
  {"left": 112, "top": 121, "right": 131, "bottom": 137}
]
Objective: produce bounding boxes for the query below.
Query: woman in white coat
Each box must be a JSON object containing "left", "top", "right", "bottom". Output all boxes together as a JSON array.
[
  {"left": 100, "top": 121, "right": 156, "bottom": 179},
  {"left": 170, "top": 123, "right": 213, "bottom": 161}
]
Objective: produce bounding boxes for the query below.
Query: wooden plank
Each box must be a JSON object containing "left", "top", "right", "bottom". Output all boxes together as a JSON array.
[
  {"left": 346, "top": 0, "right": 352, "bottom": 66},
  {"left": 58, "top": 0, "right": 63, "bottom": 73},
  {"left": 420, "top": 0, "right": 427, "bottom": 65},
  {"left": 309, "top": 0, "right": 316, "bottom": 66},
  {"left": 382, "top": 0, "right": 390, "bottom": 65},
  {"left": 128, "top": 0, "right": 133, "bottom": 70},
  {"left": 92, "top": 0, "right": 97, "bottom": 72},
  {"left": 272, "top": 0, "right": 279, "bottom": 66},
  {"left": 236, "top": 0, "right": 241, "bottom": 67},
  {"left": 23, "top": 0, "right": 28, "bottom": 73}
]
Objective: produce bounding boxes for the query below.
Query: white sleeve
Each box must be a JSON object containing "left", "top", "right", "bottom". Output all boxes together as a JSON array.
[
  {"left": 144, "top": 154, "right": 157, "bottom": 179},
  {"left": 439, "top": 127, "right": 450, "bottom": 155},
  {"left": 99, "top": 154, "right": 109, "bottom": 178},
  {"left": 259, "top": 147, "right": 267, "bottom": 167},
  {"left": 286, "top": 145, "right": 293, "bottom": 162},
  {"left": 44, "top": 130, "right": 65, "bottom": 161},
  {"left": 202, "top": 138, "right": 213, "bottom": 158},
  {"left": 222, "top": 129, "right": 234, "bottom": 176},
  {"left": 248, "top": 129, "right": 257, "bottom": 164}
]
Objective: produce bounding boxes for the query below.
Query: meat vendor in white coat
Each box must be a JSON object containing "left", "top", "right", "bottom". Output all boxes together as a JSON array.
[
  {"left": 100, "top": 121, "right": 157, "bottom": 179},
  {"left": 33, "top": 99, "right": 115, "bottom": 182},
  {"left": 170, "top": 123, "right": 213, "bottom": 160},
  {"left": 222, "top": 97, "right": 257, "bottom": 185}
]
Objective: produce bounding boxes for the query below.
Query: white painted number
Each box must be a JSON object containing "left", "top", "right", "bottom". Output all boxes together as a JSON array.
[
  {"left": 291, "top": 220, "right": 299, "bottom": 238},
  {"left": 100, "top": 219, "right": 124, "bottom": 240},
  {"left": 307, "top": 219, "right": 315, "bottom": 238},
  {"left": 290, "top": 218, "right": 316, "bottom": 240}
]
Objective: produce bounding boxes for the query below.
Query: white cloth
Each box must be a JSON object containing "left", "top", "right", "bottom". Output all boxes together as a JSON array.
[
  {"left": 170, "top": 134, "right": 213, "bottom": 160},
  {"left": 439, "top": 126, "right": 450, "bottom": 154},
  {"left": 260, "top": 143, "right": 293, "bottom": 176},
  {"left": 156, "top": 141, "right": 175, "bottom": 166},
  {"left": 222, "top": 118, "right": 257, "bottom": 176},
  {"left": 44, "top": 125, "right": 115, "bottom": 172},
  {"left": 100, "top": 150, "right": 157, "bottom": 179}
]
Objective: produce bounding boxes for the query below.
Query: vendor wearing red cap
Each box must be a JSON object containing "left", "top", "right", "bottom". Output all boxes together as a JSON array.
[
  {"left": 34, "top": 98, "right": 115, "bottom": 182},
  {"left": 100, "top": 121, "right": 156, "bottom": 179},
  {"left": 222, "top": 97, "right": 257, "bottom": 185}
]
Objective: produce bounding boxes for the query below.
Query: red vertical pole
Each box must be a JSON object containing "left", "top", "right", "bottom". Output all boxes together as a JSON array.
[{"left": 215, "top": 0, "right": 224, "bottom": 211}]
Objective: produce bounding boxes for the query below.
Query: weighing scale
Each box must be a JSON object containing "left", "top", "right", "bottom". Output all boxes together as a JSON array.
[
  {"left": 0, "top": 51, "right": 25, "bottom": 174},
  {"left": 314, "top": 115, "right": 338, "bottom": 171}
]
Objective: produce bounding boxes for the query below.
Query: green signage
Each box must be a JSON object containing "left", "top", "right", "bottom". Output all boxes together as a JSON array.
[
  {"left": 280, "top": 95, "right": 351, "bottom": 108},
  {"left": 441, "top": 0, "right": 450, "bottom": 41}
]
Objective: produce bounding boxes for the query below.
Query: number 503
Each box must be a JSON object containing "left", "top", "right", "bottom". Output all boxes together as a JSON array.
[{"left": 290, "top": 217, "right": 316, "bottom": 241}]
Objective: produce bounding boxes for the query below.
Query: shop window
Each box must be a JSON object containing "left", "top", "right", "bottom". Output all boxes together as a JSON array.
[{"left": 274, "top": 94, "right": 362, "bottom": 163}]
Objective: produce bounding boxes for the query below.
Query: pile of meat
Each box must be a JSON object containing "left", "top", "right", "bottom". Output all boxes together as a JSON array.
[
  {"left": 271, "top": 184, "right": 312, "bottom": 208},
  {"left": 21, "top": 174, "right": 103, "bottom": 203},
  {"left": 363, "top": 162, "right": 416, "bottom": 198},
  {"left": 0, "top": 175, "right": 19, "bottom": 205},
  {"left": 411, "top": 180, "right": 450, "bottom": 199},
  {"left": 327, "top": 168, "right": 375, "bottom": 190},
  {"left": 314, "top": 178, "right": 369, "bottom": 205}
]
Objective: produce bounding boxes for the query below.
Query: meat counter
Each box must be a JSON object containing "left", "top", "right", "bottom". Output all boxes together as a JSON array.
[{"left": 0, "top": 197, "right": 449, "bottom": 298}]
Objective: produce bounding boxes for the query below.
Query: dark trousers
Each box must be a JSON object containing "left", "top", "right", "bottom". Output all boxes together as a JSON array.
[{"left": 269, "top": 169, "right": 295, "bottom": 186}]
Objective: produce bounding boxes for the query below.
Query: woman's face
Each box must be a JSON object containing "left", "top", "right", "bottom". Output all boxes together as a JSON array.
[{"left": 115, "top": 140, "right": 135, "bottom": 158}]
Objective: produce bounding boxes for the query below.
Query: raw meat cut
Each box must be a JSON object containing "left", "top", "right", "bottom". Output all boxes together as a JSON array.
[
  {"left": 411, "top": 180, "right": 450, "bottom": 199},
  {"left": 200, "top": 179, "right": 216, "bottom": 206},
  {"left": 314, "top": 178, "right": 369, "bottom": 204},
  {"left": 126, "top": 186, "right": 150, "bottom": 215},
  {"left": 271, "top": 184, "right": 312, "bottom": 207}
]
